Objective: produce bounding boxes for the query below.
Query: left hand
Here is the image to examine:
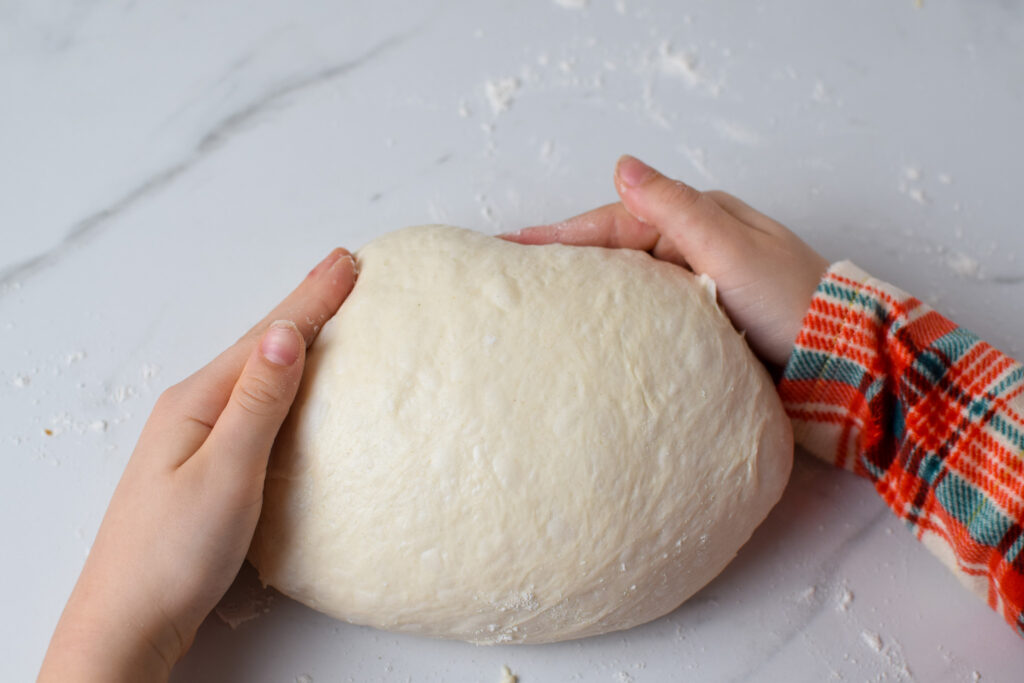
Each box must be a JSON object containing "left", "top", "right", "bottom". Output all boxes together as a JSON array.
[{"left": 39, "top": 248, "right": 357, "bottom": 683}]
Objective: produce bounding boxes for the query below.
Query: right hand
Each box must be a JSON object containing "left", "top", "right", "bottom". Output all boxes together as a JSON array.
[{"left": 502, "top": 155, "right": 828, "bottom": 368}]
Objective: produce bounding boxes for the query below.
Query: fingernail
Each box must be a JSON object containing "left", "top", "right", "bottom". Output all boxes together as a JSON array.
[
  {"left": 308, "top": 248, "right": 346, "bottom": 278},
  {"left": 260, "top": 321, "right": 301, "bottom": 366},
  {"left": 330, "top": 251, "right": 357, "bottom": 277},
  {"left": 330, "top": 250, "right": 354, "bottom": 269},
  {"left": 616, "top": 155, "right": 656, "bottom": 187}
]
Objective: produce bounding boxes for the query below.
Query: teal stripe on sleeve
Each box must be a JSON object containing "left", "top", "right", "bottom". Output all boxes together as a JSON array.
[
  {"left": 784, "top": 348, "right": 866, "bottom": 387},
  {"left": 934, "top": 473, "right": 1013, "bottom": 548}
]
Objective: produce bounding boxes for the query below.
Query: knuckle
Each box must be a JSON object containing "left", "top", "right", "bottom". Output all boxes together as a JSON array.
[
  {"left": 309, "top": 294, "right": 335, "bottom": 326},
  {"left": 657, "top": 178, "right": 702, "bottom": 211},
  {"left": 155, "top": 384, "right": 184, "bottom": 412},
  {"left": 233, "top": 374, "right": 285, "bottom": 418}
]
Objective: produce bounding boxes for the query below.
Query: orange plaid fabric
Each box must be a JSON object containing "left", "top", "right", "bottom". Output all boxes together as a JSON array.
[{"left": 778, "top": 261, "right": 1024, "bottom": 636}]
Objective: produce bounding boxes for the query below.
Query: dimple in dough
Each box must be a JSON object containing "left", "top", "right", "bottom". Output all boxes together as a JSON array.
[{"left": 249, "top": 225, "right": 793, "bottom": 645}]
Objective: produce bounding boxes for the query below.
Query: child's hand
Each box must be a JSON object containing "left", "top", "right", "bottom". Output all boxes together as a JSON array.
[
  {"left": 39, "top": 249, "right": 357, "bottom": 683},
  {"left": 505, "top": 155, "right": 828, "bottom": 367}
]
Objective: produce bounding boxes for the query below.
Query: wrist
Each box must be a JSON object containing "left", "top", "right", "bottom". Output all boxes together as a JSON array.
[{"left": 40, "top": 570, "right": 182, "bottom": 683}]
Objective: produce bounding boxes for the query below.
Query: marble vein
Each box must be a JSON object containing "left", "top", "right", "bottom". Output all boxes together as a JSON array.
[
  {"left": 989, "top": 274, "right": 1024, "bottom": 285},
  {"left": 0, "top": 29, "right": 416, "bottom": 297}
]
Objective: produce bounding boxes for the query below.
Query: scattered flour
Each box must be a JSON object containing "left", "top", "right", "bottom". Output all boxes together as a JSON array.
[
  {"left": 861, "top": 630, "right": 883, "bottom": 653},
  {"left": 837, "top": 586, "right": 854, "bottom": 612},
  {"left": 713, "top": 120, "right": 761, "bottom": 146},
  {"left": 484, "top": 77, "right": 521, "bottom": 115},
  {"left": 111, "top": 384, "right": 137, "bottom": 404},
  {"left": 845, "top": 630, "right": 915, "bottom": 680},
  {"left": 12, "top": 374, "right": 29, "bottom": 388},
  {"left": 658, "top": 42, "right": 721, "bottom": 96},
  {"left": 640, "top": 81, "right": 671, "bottom": 128},
  {"left": 897, "top": 176, "right": 927, "bottom": 204},
  {"left": 500, "top": 590, "right": 539, "bottom": 612},
  {"left": 553, "top": 0, "right": 588, "bottom": 8},
  {"left": 811, "top": 80, "right": 832, "bottom": 104},
  {"left": 945, "top": 250, "right": 981, "bottom": 279},
  {"left": 46, "top": 412, "right": 114, "bottom": 438},
  {"left": 679, "top": 145, "right": 713, "bottom": 181},
  {"left": 539, "top": 139, "right": 555, "bottom": 164},
  {"left": 659, "top": 42, "right": 701, "bottom": 86},
  {"left": 475, "top": 193, "right": 498, "bottom": 226},
  {"left": 295, "top": 675, "right": 313, "bottom": 683}
]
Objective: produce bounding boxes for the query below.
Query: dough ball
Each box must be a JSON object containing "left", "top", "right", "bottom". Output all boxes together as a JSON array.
[{"left": 249, "top": 225, "right": 792, "bottom": 644}]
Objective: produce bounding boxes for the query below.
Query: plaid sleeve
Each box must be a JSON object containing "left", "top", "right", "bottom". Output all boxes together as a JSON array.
[{"left": 777, "top": 260, "right": 1024, "bottom": 637}]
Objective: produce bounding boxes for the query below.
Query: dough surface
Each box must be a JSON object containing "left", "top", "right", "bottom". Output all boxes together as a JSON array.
[{"left": 249, "top": 225, "right": 793, "bottom": 644}]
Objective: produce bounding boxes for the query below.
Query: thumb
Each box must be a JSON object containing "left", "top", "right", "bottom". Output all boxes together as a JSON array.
[
  {"left": 613, "top": 155, "right": 749, "bottom": 275},
  {"left": 197, "top": 320, "right": 306, "bottom": 477}
]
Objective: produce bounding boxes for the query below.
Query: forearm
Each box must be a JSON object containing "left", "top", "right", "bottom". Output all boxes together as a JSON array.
[
  {"left": 41, "top": 620, "right": 171, "bottom": 683},
  {"left": 39, "top": 564, "right": 177, "bottom": 683},
  {"left": 778, "top": 261, "right": 1024, "bottom": 635}
]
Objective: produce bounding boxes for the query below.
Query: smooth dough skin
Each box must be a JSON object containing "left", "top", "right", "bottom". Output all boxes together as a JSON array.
[{"left": 249, "top": 225, "right": 793, "bottom": 645}]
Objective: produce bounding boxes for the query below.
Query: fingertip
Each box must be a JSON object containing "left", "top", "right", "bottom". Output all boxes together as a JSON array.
[
  {"left": 328, "top": 249, "right": 358, "bottom": 289},
  {"left": 308, "top": 248, "right": 348, "bottom": 278},
  {"left": 615, "top": 154, "right": 659, "bottom": 189},
  {"left": 259, "top": 321, "right": 304, "bottom": 367},
  {"left": 616, "top": 164, "right": 701, "bottom": 226},
  {"left": 614, "top": 155, "right": 661, "bottom": 224}
]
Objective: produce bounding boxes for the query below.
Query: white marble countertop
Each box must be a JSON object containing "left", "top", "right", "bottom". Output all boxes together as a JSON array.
[{"left": 4, "top": 1, "right": 1024, "bottom": 681}]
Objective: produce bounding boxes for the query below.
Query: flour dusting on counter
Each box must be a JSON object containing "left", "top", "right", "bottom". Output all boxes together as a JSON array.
[
  {"left": 860, "top": 629, "right": 883, "bottom": 653},
  {"left": 837, "top": 585, "right": 854, "bottom": 612},
  {"left": 485, "top": 78, "right": 522, "bottom": 115},
  {"left": 944, "top": 250, "right": 981, "bottom": 279},
  {"left": 712, "top": 120, "right": 761, "bottom": 146},
  {"left": 658, "top": 42, "right": 722, "bottom": 97}
]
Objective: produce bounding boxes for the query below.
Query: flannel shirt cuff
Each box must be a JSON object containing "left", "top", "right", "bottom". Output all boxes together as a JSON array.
[
  {"left": 777, "top": 260, "right": 885, "bottom": 471},
  {"left": 778, "top": 259, "right": 1024, "bottom": 637}
]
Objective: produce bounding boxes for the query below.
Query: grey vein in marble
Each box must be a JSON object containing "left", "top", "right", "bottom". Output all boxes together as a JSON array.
[{"left": 0, "top": 29, "right": 415, "bottom": 296}]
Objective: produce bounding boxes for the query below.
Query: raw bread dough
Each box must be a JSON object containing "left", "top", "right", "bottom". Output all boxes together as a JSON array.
[{"left": 249, "top": 225, "right": 793, "bottom": 644}]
